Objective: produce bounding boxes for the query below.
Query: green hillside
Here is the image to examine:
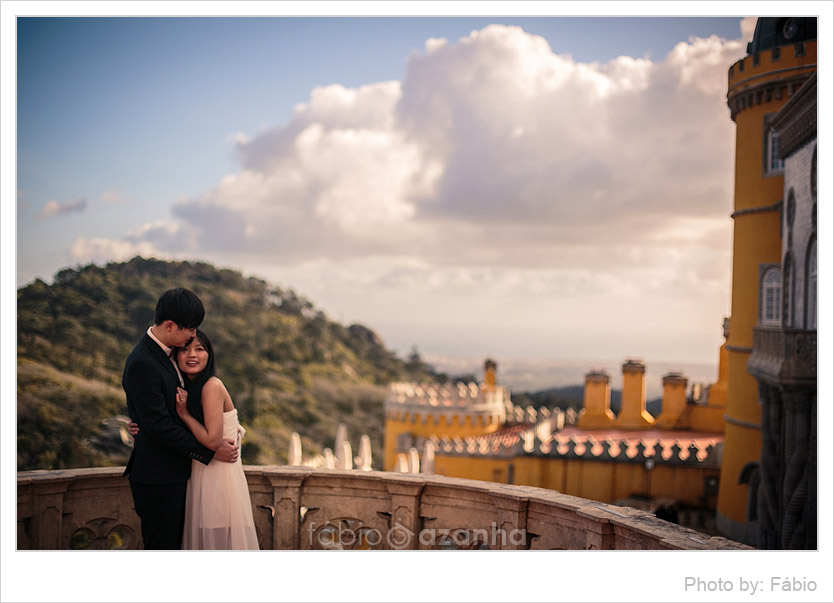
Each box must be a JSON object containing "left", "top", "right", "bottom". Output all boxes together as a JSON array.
[{"left": 17, "top": 256, "right": 440, "bottom": 471}]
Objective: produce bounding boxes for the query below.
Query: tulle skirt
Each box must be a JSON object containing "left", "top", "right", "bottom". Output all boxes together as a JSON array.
[{"left": 182, "top": 410, "right": 259, "bottom": 550}]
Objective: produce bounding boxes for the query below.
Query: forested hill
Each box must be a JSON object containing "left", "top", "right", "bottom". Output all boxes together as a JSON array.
[{"left": 17, "top": 256, "right": 440, "bottom": 471}]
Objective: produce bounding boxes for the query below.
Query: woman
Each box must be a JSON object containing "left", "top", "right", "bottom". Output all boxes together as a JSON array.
[{"left": 174, "top": 330, "right": 259, "bottom": 550}]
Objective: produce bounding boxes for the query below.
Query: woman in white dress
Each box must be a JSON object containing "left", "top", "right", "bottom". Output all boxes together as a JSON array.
[{"left": 174, "top": 330, "right": 259, "bottom": 550}]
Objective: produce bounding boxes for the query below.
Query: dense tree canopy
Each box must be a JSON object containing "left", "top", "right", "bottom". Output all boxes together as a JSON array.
[{"left": 17, "top": 257, "right": 440, "bottom": 471}]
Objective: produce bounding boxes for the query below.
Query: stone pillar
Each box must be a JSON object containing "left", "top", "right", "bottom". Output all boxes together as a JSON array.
[
  {"left": 757, "top": 383, "right": 780, "bottom": 549},
  {"left": 407, "top": 447, "right": 420, "bottom": 474},
  {"left": 489, "top": 489, "right": 530, "bottom": 550},
  {"left": 31, "top": 477, "right": 73, "bottom": 549},
  {"left": 578, "top": 370, "right": 614, "bottom": 429},
  {"left": 614, "top": 360, "right": 655, "bottom": 429},
  {"left": 780, "top": 390, "right": 815, "bottom": 549},
  {"left": 421, "top": 440, "right": 436, "bottom": 474},
  {"left": 288, "top": 432, "right": 302, "bottom": 466},
  {"left": 356, "top": 435, "right": 373, "bottom": 471},
  {"left": 655, "top": 373, "right": 689, "bottom": 428},
  {"left": 383, "top": 475, "right": 425, "bottom": 550},
  {"left": 334, "top": 424, "right": 348, "bottom": 468},
  {"left": 267, "top": 469, "right": 311, "bottom": 550}
]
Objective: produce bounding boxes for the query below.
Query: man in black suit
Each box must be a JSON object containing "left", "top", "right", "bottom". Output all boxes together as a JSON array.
[{"left": 123, "top": 287, "right": 238, "bottom": 549}]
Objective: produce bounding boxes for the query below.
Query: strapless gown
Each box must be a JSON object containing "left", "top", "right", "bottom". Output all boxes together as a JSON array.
[{"left": 182, "top": 409, "right": 259, "bottom": 550}]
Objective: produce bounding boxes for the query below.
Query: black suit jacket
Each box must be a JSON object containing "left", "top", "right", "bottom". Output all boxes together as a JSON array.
[{"left": 122, "top": 333, "right": 215, "bottom": 484}]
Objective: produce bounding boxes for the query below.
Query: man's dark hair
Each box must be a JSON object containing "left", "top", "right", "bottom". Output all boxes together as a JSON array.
[{"left": 154, "top": 287, "right": 205, "bottom": 329}]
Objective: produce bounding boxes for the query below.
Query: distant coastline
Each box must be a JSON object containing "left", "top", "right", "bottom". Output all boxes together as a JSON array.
[{"left": 425, "top": 355, "right": 718, "bottom": 400}]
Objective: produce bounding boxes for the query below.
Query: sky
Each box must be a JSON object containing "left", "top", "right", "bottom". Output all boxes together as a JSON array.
[
  {"left": 3, "top": 3, "right": 834, "bottom": 602},
  {"left": 11, "top": 8, "right": 763, "bottom": 371}
]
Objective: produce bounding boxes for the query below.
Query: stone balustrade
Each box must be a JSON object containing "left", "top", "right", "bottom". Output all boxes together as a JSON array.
[
  {"left": 747, "top": 327, "right": 817, "bottom": 386},
  {"left": 17, "top": 466, "right": 750, "bottom": 551}
]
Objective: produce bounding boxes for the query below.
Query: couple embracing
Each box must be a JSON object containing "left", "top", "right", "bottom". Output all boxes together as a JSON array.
[{"left": 122, "top": 287, "right": 259, "bottom": 550}]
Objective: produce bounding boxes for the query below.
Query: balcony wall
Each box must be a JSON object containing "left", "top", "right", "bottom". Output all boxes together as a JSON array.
[
  {"left": 747, "top": 326, "right": 817, "bottom": 387},
  {"left": 17, "top": 466, "right": 751, "bottom": 550}
]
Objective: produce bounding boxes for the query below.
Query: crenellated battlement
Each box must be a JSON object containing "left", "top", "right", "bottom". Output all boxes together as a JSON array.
[
  {"left": 385, "top": 380, "right": 509, "bottom": 425},
  {"left": 726, "top": 35, "right": 816, "bottom": 121}
]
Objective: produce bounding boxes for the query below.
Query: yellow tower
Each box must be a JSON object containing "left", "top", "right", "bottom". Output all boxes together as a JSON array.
[{"left": 716, "top": 17, "right": 816, "bottom": 545}]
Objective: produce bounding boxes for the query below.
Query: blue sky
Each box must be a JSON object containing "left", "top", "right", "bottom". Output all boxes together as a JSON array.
[
  {"left": 12, "top": 11, "right": 758, "bottom": 368},
  {"left": 17, "top": 15, "right": 746, "bottom": 285}
]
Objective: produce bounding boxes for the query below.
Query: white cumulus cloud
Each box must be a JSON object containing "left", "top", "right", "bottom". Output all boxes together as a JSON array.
[{"left": 78, "top": 23, "right": 748, "bottom": 360}]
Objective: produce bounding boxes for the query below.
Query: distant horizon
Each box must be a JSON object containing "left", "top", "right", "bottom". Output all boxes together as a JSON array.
[
  {"left": 424, "top": 353, "right": 717, "bottom": 398},
  {"left": 16, "top": 253, "right": 724, "bottom": 379}
]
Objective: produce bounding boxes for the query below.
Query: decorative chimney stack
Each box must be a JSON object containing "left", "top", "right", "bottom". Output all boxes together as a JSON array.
[
  {"left": 578, "top": 370, "right": 615, "bottom": 429},
  {"left": 655, "top": 372, "right": 689, "bottom": 428},
  {"left": 614, "top": 359, "right": 654, "bottom": 429}
]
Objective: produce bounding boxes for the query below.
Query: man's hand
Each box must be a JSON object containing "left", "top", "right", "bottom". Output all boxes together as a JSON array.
[{"left": 214, "top": 439, "right": 239, "bottom": 463}]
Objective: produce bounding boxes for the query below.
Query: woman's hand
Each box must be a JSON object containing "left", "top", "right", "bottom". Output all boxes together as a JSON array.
[{"left": 175, "top": 387, "right": 189, "bottom": 417}]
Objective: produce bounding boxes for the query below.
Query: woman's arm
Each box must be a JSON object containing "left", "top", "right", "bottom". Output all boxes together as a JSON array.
[{"left": 176, "top": 380, "right": 225, "bottom": 450}]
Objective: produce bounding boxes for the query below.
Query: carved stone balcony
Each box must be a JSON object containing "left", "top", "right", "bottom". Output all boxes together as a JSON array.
[
  {"left": 17, "top": 466, "right": 751, "bottom": 550},
  {"left": 747, "top": 326, "right": 817, "bottom": 387}
]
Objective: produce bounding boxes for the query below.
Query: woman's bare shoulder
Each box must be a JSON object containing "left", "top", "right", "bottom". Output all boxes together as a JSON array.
[{"left": 204, "top": 376, "right": 229, "bottom": 394}]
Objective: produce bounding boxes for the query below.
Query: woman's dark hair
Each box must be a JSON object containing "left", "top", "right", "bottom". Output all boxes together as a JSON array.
[
  {"left": 154, "top": 287, "right": 205, "bottom": 329},
  {"left": 178, "top": 329, "right": 216, "bottom": 426}
]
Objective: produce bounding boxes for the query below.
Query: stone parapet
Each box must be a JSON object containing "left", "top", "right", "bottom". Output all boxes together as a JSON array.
[
  {"left": 747, "top": 327, "right": 817, "bottom": 387},
  {"left": 16, "top": 466, "right": 749, "bottom": 550}
]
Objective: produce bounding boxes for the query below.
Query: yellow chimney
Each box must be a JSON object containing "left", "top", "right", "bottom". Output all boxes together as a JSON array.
[
  {"left": 655, "top": 372, "right": 689, "bottom": 428},
  {"left": 614, "top": 359, "right": 654, "bottom": 429},
  {"left": 578, "top": 370, "right": 615, "bottom": 429}
]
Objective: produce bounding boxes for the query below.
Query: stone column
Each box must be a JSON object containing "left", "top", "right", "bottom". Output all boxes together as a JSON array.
[
  {"left": 757, "top": 383, "right": 781, "bottom": 549},
  {"left": 780, "top": 389, "right": 814, "bottom": 549}
]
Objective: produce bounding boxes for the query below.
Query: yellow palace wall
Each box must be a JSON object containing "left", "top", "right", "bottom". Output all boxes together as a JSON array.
[
  {"left": 384, "top": 413, "right": 501, "bottom": 471},
  {"left": 432, "top": 454, "right": 719, "bottom": 508}
]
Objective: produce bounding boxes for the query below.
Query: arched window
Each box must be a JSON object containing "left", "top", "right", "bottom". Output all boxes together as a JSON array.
[
  {"left": 761, "top": 266, "right": 781, "bottom": 326},
  {"left": 806, "top": 239, "right": 817, "bottom": 330}
]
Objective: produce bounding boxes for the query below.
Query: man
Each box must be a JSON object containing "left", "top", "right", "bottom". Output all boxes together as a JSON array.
[{"left": 123, "top": 287, "right": 238, "bottom": 549}]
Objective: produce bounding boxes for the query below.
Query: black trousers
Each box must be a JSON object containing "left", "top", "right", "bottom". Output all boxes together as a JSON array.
[{"left": 129, "top": 480, "right": 187, "bottom": 550}]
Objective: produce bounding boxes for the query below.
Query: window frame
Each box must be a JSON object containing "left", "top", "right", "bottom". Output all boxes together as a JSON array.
[
  {"left": 759, "top": 264, "right": 782, "bottom": 327},
  {"left": 763, "top": 114, "right": 785, "bottom": 177}
]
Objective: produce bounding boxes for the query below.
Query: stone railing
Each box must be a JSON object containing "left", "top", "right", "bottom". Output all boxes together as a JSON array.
[
  {"left": 17, "top": 466, "right": 750, "bottom": 550},
  {"left": 747, "top": 327, "right": 817, "bottom": 387},
  {"left": 400, "top": 430, "right": 721, "bottom": 468}
]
